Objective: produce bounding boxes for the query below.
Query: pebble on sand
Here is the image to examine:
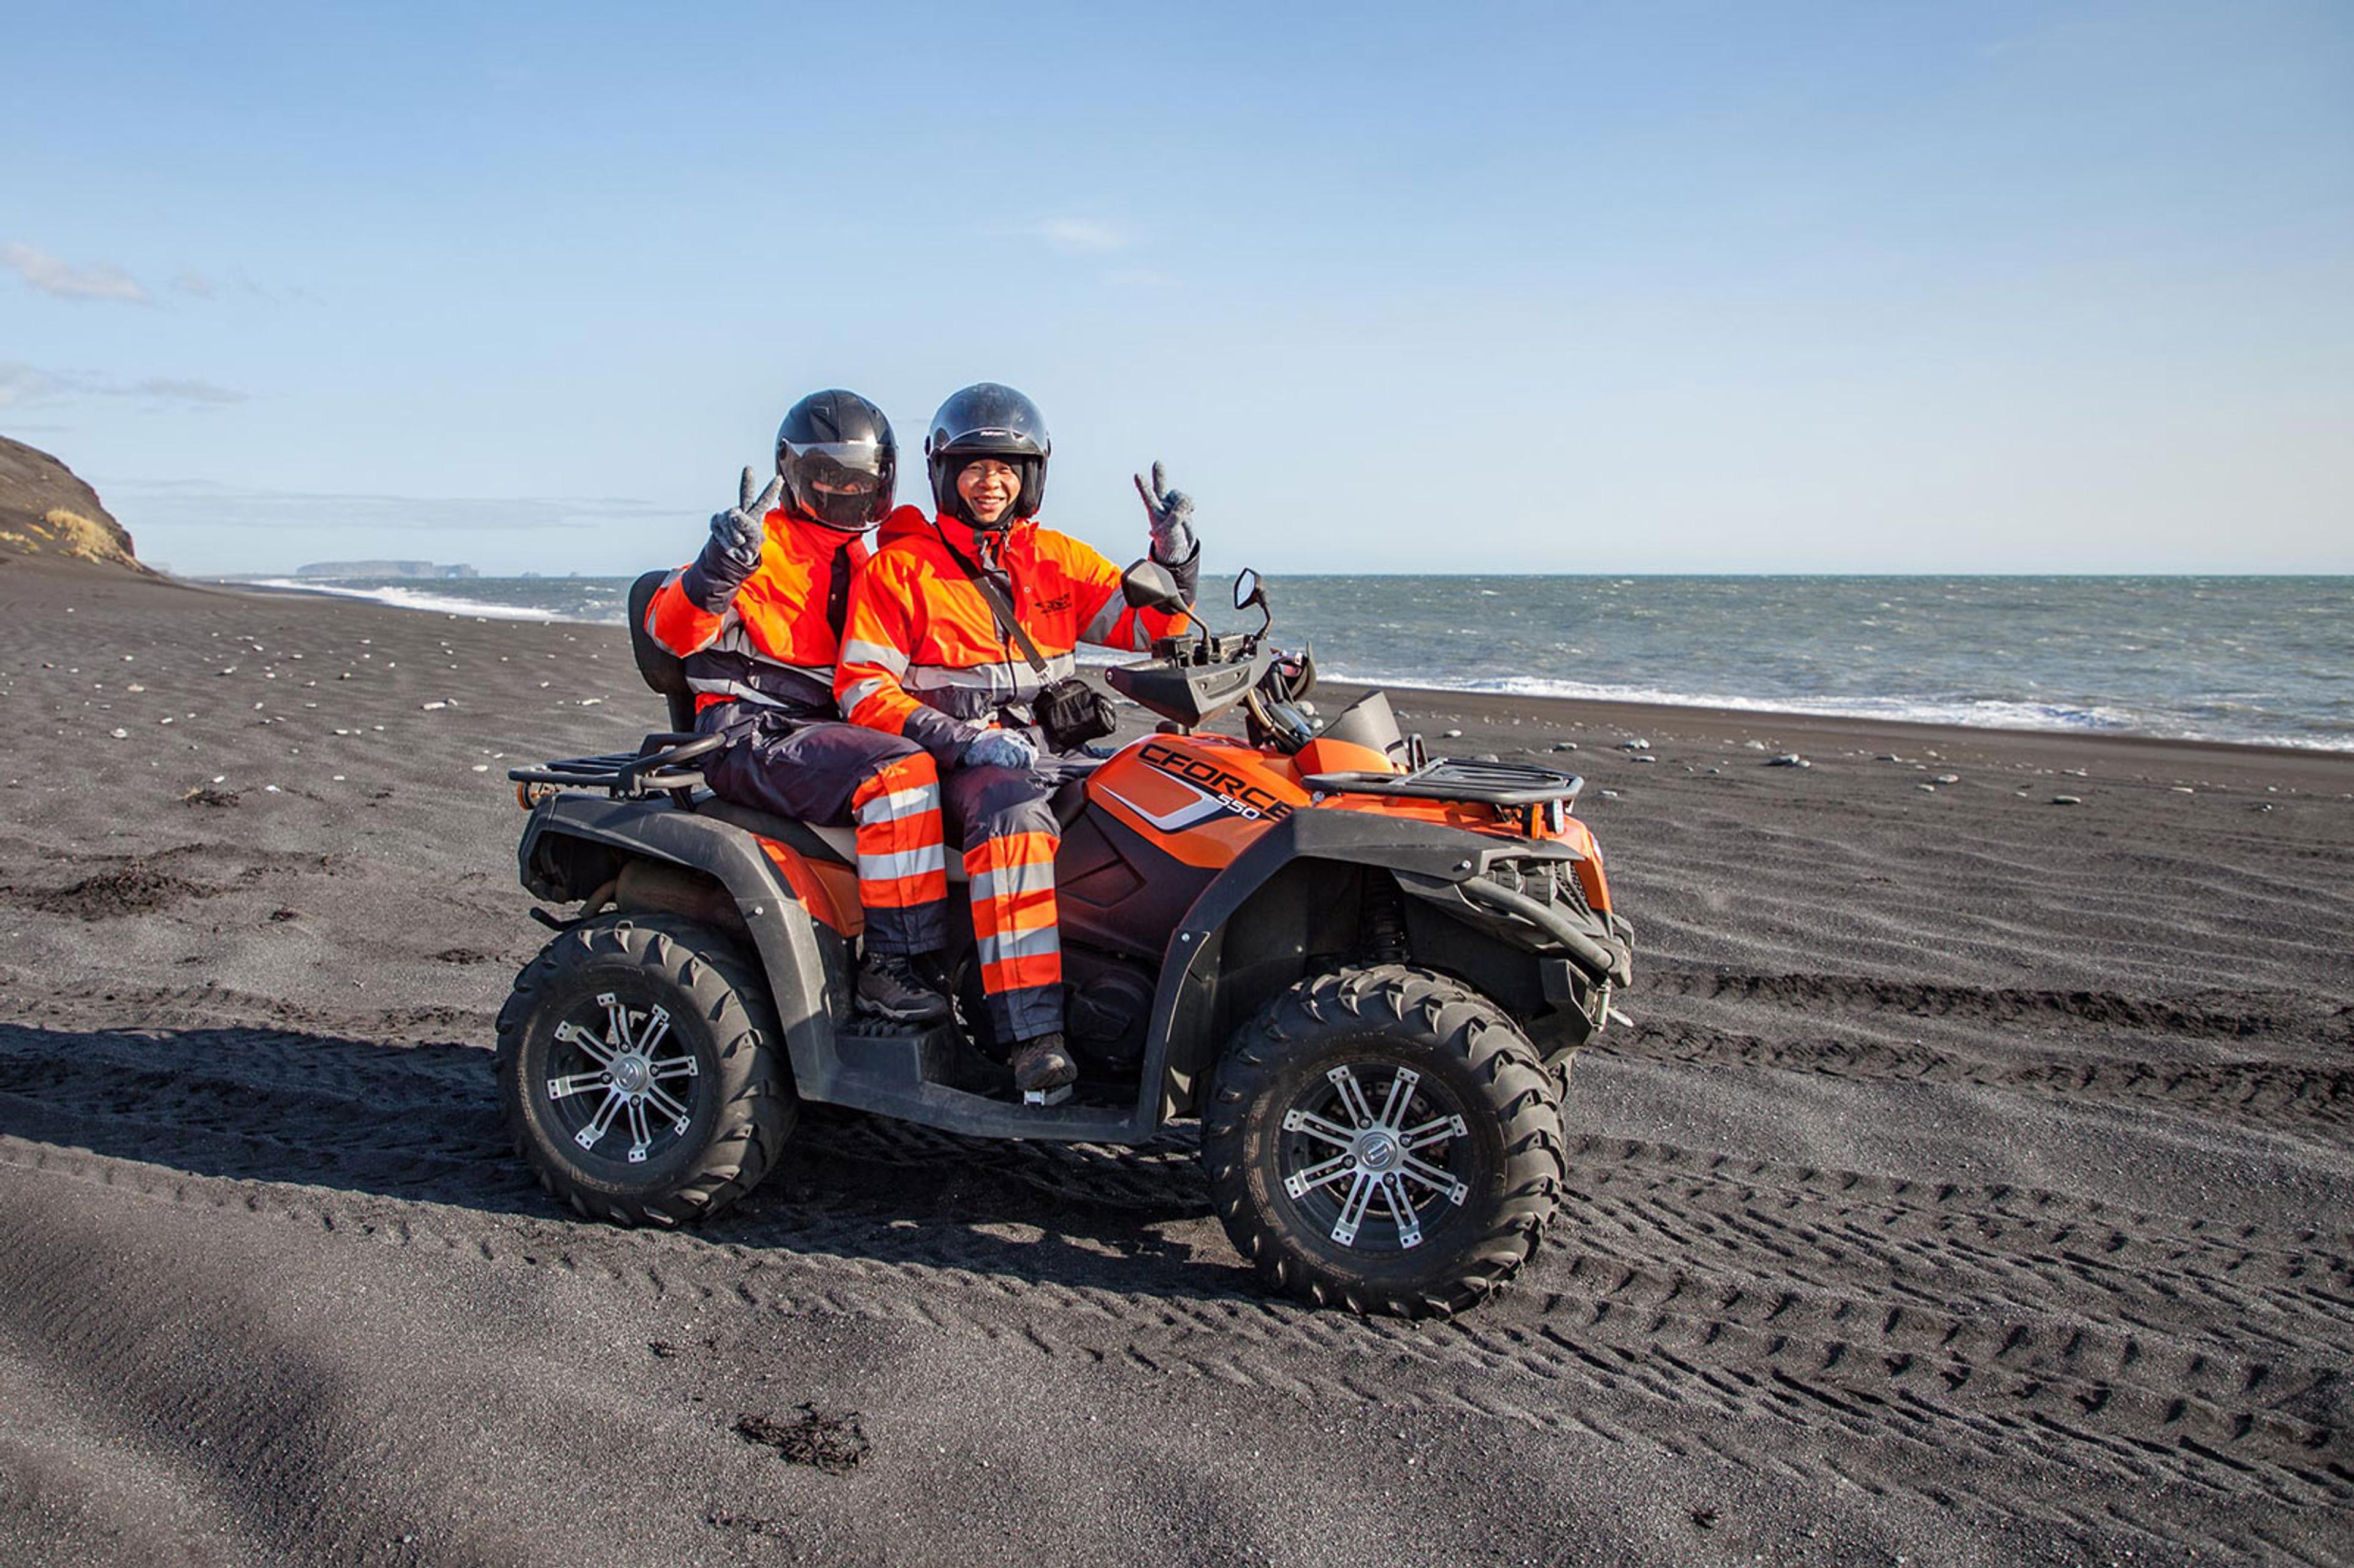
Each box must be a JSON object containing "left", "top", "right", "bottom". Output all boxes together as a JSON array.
[
  {"left": 1767, "top": 754, "right": 1810, "bottom": 768},
  {"left": 1934, "top": 774, "right": 1960, "bottom": 785},
  {"left": 2053, "top": 794, "right": 2083, "bottom": 805}
]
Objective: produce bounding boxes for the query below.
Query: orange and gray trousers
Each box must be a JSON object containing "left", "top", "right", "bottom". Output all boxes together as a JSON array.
[
  {"left": 943, "top": 761, "right": 1067, "bottom": 1045},
  {"left": 697, "top": 704, "right": 948, "bottom": 956}
]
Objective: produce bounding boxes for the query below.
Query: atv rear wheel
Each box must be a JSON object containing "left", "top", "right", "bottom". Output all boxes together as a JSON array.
[
  {"left": 495, "top": 911, "right": 796, "bottom": 1227},
  {"left": 1203, "top": 965, "right": 1563, "bottom": 1317}
]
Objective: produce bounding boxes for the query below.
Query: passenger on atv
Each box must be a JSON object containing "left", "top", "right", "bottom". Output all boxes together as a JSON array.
[
  {"left": 641, "top": 388, "right": 959, "bottom": 1026},
  {"left": 836, "top": 382, "right": 1202, "bottom": 1094}
]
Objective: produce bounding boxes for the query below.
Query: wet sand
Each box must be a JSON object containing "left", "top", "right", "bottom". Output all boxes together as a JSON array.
[{"left": 2, "top": 557, "right": 2349, "bottom": 1566}]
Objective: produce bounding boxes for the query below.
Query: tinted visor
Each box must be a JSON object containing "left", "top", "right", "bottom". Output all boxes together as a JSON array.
[
  {"left": 793, "top": 441, "right": 887, "bottom": 490},
  {"left": 784, "top": 440, "right": 894, "bottom": 530}
]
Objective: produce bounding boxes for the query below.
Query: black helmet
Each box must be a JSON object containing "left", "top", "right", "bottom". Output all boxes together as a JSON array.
[
  {"left": 775, "top": 389, "right": 896, "bottom": 533},
  {"left": 925, "top": 382, "right": 1049, "bottom": 527}
]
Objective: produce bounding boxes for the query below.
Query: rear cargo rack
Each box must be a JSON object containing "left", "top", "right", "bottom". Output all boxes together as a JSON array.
[
  {"left": 508, "top": 731, "right": 723, "bottom": 801},
  {"left": 1301, "top": 757, "right": 1585, "bottom": 806}
]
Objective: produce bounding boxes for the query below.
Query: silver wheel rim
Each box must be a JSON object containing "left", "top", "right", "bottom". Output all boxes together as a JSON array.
[
  {"left": 1276, "top": 1062, "right": 1473, "bottom": 1252},
  {"left": 543, "top": 990, "right": 703, "bottom": 1167}
]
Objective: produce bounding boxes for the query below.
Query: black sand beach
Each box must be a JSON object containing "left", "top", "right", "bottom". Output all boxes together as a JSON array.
[{"left": 2, "top": 557, "right": 2349, "bottom": 1566}]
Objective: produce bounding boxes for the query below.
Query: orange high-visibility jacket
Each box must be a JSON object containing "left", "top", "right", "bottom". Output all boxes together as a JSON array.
[
  {"left": 642, "top": 509, "right": 870, "bottom": 718},
  {"left": 837, "top": 508, "right": 1191, "bottom": 764}
]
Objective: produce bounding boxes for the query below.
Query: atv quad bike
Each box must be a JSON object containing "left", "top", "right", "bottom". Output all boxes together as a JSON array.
[{"left": 499, "top": 565, "right": 1632, "bottom": 1317}]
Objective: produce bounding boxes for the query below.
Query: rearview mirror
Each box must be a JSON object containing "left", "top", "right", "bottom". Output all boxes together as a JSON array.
[
  {"left": 1232, "top": 568, "right": 1262, "bottom": 612},
  {"left": 1121, "top": 559, "right": 1186, "bottom": 612}
]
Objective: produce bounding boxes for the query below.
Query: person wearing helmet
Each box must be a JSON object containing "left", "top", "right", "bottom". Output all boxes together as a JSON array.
[
  {"left": 836, "top": 383, "right": 1201, "bottom": 1093},
  {"left": 642, "top": 389, "right": 953, "bottom": 1024}
]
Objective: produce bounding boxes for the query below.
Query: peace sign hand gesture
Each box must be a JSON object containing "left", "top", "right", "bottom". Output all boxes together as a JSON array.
[
  {"left": 691, "top": 465, "right": 783, "bottom": 601},
  {"left": 1133, "top": 460, "right": 1197, "bottom": 566}
]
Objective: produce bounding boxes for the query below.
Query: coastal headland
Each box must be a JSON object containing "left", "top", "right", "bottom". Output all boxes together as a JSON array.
[{"left": 1, "top": 557, "right": 2348, "bottom": 1566}]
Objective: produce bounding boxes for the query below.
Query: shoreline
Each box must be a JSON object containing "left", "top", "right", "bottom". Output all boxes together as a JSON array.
[
  {"left": 1342, "top": 679, "right": 2354, "bottom": 791},
  {"left": 202, "top": 571, "right": 2354, "bottom": 761}
]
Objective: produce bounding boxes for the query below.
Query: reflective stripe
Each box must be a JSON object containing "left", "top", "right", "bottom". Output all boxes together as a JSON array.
[
  {"left": 968, "top": 861, "right": 1054, "bottom": 905},
  {"left": 839, "top": 676, "right": 891, "bottom": 717},
  {"left": 859, "top": 843, "right": 947, "bottom": 881},
  {"left": 684, "top": 676, "right": 788, "bottom": 706},
  {"left": 977, "top": 924, "right": 1062, "bottom": 965},
  {"left": 1078, "top": 593, "right": 1129, "bottom": 647},
  {"left": 703, "top": 626, "right": 834, "bottom": 687},
  {"left": 861, "top": 873, "right": 945, "bottom": 910},
  {"left": 856, "top": 785, "right": 939, "bottom": 824},
  {"left": 904, "top": 653, "right": 1075, "bottom": 696},
  {"left": 838, "top": 637, "right": 909, "bottom": 677},
  {"left": 980, "top": 952, "right": 1062, "bottom": 997}
]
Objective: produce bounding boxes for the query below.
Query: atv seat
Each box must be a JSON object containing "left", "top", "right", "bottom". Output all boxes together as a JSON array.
[
  {"left": 698, "top": 795, "right": 902, "bottom": 876},
  {"left": 700, "top": 774, "right": 1094, "bottom": 879},
  {"left": 627, "top": 569, "right": 699, "bottom": 733}
]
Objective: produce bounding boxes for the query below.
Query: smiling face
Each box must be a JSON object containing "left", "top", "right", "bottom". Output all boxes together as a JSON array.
[{"left": 954, "top": 459, "right": 1021, "bottom": 527}]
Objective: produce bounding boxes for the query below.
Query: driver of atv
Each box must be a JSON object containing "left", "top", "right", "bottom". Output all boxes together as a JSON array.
[
  {"left": 836, "top": 382, "right": 1201, "bottom": 1094},
  {"left": 641, "top": 389, "right": 957, "bottom": 1026}
]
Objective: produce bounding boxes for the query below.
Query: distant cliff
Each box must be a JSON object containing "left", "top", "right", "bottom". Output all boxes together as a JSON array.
[
  {"left": 0, "top": 435, "right": 151, "bottom": 574},
  {"left": 295, "top": 560, "right": 479, "bottom": 579}
]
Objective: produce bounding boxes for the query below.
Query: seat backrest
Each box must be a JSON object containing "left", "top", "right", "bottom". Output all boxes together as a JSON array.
[{"left": 625, "top": 569, "right": 698, "bottom": 734}]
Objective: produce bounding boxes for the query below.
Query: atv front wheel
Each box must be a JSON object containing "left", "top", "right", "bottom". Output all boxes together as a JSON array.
[
  {"left": 1203, "top": 965, "right": 1563, "bottom": 1317},
  {"left": 495, "top": 912, "right": 796, "bottom": 1227}
]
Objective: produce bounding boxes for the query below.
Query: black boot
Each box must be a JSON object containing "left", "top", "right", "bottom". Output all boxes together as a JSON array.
[
  {"left": 855, "top": 951, "right": 951, "bottom": 1025},
  {"left": 1008, "top": 1032, "right": 1077, "bottom": 1094}
]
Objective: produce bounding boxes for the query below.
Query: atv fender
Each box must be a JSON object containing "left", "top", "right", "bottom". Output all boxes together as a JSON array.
[
  {"left": 1135, "top": 809, "right": 1627, "bottom": 1122},
  {"left": 517, "top": 794, "right": 850, "bottom": 1100}
]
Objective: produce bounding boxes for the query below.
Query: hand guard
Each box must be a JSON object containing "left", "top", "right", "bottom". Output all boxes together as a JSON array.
[
  {"left": 1133, "top": 460, "right": 1198, "bottom": 566},
  {"left": 695, "top": 466, "right": 783, "bottom": 595},
  {"left": 961, "top": 726, "right": 1040, "bottom": 772}
]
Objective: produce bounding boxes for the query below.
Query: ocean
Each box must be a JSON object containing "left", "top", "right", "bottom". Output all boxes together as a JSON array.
[{"left": 226, "top": 573, "right": 2354, "bottom": 752}]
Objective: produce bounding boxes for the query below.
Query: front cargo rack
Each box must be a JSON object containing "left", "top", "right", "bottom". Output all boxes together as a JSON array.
[
  {"left": 508, "top": 731, "right": 723, "bottom": 801},
  {"left": 1301, "top": 757, "right": 1585, "bottom": 806}
]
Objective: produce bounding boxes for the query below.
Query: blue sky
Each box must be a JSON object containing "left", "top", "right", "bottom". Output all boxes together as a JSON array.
[{"left": 3, "top": 0, "right": 2348, "bottom": 576}]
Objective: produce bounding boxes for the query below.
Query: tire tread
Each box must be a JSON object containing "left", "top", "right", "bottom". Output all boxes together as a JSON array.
[
  {"left": 1202, "top": 964, "right": 1564, "bottom": 1319},
  {"left": 493, "top": 912, "right": 796, "bottom": 1228}
]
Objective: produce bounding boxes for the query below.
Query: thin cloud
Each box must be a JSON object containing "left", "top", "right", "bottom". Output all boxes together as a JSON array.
[
  {"left": 0, "top": 360, "right": 245, "bottom": 409},
  {"left": 2, "top": 242, "right": 150, "bottom": 303},
  {"left": 171, "top": 270, "right": 218, "bottom": 299},
  {"left": 1034, "top": 218, "right": 1129, "bottom": 254},
  {"left": 126, "top": 376, "right": 246, "bottom": 405},
  {"left": 0, "top": 362, "right": 56, "bottom": 409}
]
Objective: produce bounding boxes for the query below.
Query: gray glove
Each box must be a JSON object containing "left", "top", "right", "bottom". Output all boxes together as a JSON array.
[
  {"left": 962, "top": 727, "right": 1039, "bottom": 772},
  {"left": 1133, "top": 460, "right": 1197, "bottom": 565},
  {"left": 686, "top": 466, "right": 782, "bottom": 607}
]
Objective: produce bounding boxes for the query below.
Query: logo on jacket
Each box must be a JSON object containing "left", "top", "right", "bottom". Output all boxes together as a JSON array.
[{"left": 1099, "top": 741, "right": 1296, "bottom": 833}]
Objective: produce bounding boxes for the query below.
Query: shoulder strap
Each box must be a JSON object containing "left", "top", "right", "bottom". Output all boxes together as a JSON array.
[{"left": 934, "top": 530, "right": 1049, "bottom": 674}]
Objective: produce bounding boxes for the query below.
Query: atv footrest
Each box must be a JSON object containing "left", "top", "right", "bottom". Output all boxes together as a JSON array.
[{"left": 834, "top": 1021, "right": 962, "bottom": 1090}]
